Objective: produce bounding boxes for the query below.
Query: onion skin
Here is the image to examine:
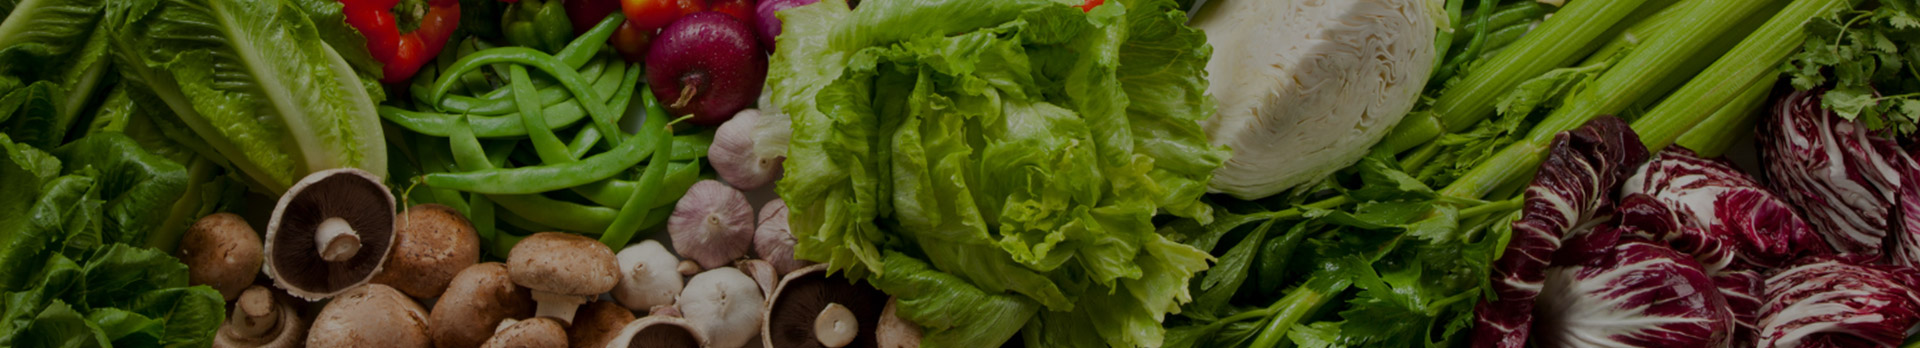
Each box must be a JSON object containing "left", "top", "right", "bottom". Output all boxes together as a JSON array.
[{"left": 647, "top": 12, "right": 767, "bottom": 126}]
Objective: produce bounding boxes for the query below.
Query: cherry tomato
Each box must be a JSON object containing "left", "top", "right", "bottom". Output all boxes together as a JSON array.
[
  {"left": 611, "top": 20, "right": 655, "bottom": 62},
  {"left": 622, "top": 0, "right": 704, "bottom": 32}
]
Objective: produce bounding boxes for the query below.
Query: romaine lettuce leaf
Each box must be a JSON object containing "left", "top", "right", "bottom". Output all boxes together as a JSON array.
[
  {"left": 0, "top": 0, "right": 114, "bottom": 148},
  {"left": 109, "top": 0, "right": 387, "bottom": 194}
]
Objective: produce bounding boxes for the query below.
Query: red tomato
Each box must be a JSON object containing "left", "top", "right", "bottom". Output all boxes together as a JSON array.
[
  {"left": 610, "top": 20, "right": 655, "bottom": 62},
  {"left": 622, "top": 0, "right": 704, "bottom": 32},
  {"left": 706, "top": 0, "right": 757, "bottom": 29}
]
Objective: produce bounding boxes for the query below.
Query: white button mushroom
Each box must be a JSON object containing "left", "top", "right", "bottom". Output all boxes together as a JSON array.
[
  {"left": 178, "top": 213, "right": 263, "bottom": 301},
  {"left": 263, "top": 168, "right": 398, "bottom": 300},
  {"left": 679, "top": 267, "right": 765, "bottom": 348},
  {"left": 306, "top": 284, "right": 431, "bottom": 348},
  {"left": 373, "top": 204, "right": 481, "bottom": 299},
  {"left": 669, "top": 180, "right": 756, "bottom": 270},
  {"left": 507, "top": 232, "right": 620, "bottom": 325},
  {"left": 1194, "top": 0, "right": 1437, "bottom": 199},
  {"left": 613, "top": 240, "right": 684, "bottom": 312},
  {"left": 430, "top": 262, "right": 534, "bottom": 348}
]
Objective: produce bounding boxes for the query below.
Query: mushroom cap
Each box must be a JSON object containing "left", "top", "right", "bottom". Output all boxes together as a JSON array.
[
  {"left": 613, "top": 240, "right": 684, "bottom": 311},
  {"left": 265, "top": 168, "right": 397, "bottom": 300},
  {"left": 669, "top": 180, "right": 756, "bottom": 270},
  {"left": 752, "top": 199, "right": 812, "bottom": 275},
  {"left": 508, "top": 232, "right": 619, "bottom": 295},
  {"left": 763, "top": 264, "right": 888, "bottom": 348},
  {"left": 179, "top": 212, "right": 264, "bottom": 301},
  {"left": 212, "top": 286, "right": 305, "bottom": 348},
  {"left": 482, "top": 317, "right": 568, "bottom": 348},
  {"left": 604, "top": 315, "right": 706, "bottom": 348},
  {"left": 307, "top": 284, "right": 431, "bottom": 348},
  {"left": 568, "top": 301, "right": 637, "bottom": 348},
  {"left": 431, "top": 262, "right": 535, "bottom": 348},
  {"left": 874, "top": 298, "right": 921, "bottom": 348},
  {"left": 680, "top": 267, "right": 765, "bottom": 348},
  {"left": 373, "top": 204, "right": 482, "bottom": 299}
]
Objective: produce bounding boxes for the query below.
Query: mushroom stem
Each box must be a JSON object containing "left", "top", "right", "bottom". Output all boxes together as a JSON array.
[
  {"left": 231, "top": 286, "right": 280, "bottom": 338},
  {"left": 814, "top": 303, "right": 858, "bottom": 348},
  {"left": 315, "top": 217, "right": 362, "bottom": 262},
  {"left": 531, "top": 290, "right": 589, "bottom": 325}
]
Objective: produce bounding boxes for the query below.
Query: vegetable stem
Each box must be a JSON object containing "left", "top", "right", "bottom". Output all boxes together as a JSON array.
[
  {"left": 1675, "top": 77, "right": 1775, "bottom": 156},
  {"left": 1428, "top": 0, "right": 1654, "bottom": 134},
  {"left": 1440, "top": 0, "right": 1780, "bottom": 199},
  {"left": 1248, "top": 275, "right": 1351, "bottom": 348},
  {"left": 1633, "top": 0, "right": 1859, "bottom": 150}
]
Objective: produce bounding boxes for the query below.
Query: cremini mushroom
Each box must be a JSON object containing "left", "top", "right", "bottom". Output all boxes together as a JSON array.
[
  {"left": 763, "top": 264, "right": 888, "bottom": 348},
  {"left": 669, "top": 180, "right": 756, "bottom": 270},
  {"left": 604, "top": 314, "right": 706, "bottom": 348},
  {"left": 263, "top": 168, "right": 397, "bottom": 300},
  {"left": 431, "top": 262, "right": 534, "bottom": 348},
  {"left": 178, "top": 212, "right": 264, "bottom": 301},
  {"left": 306, "top": 284, "right": 431, "bottom": 348},
  {"left": 567, "top": 300, "right": 635, "bottom": 348},
  {"left": 212, "top": 286, "right": 305, "bottom": 348},
  {"left": 613, "top": 240, "right": 684, "bottom": 311},
  {"left": 508, "top": 232, "right": 619, "bottom": 325},
  {"left": 373, "top": 204, "right": 481, "bottom": 299},
  {"left": 482, "top": 318, "right": 568, "bottom": 348},
  {"left": 680, "top": 267, "right": 765, "bottom": 348}
]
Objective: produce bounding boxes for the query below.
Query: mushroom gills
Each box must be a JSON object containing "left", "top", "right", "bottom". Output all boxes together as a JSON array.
[{"left": 315, "top": 217, "right": 361, "bottom": 262}]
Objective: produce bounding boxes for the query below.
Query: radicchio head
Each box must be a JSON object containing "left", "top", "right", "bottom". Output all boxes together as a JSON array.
[
  {"left": 1757, "top": 89, "right": 1920, "bottom": 266},
  {"left": 1533, "top": 226, "right": 1735, "bottom": 348},
  {"left": 1622, "top": 147, "right": 1827, "bottom": 270},
  {"left": 1755, "top": 256, "right": 1920, "bottom": 348},
  {"left": 1472, "top": 117, "right": 1652, "bottom": 348}
]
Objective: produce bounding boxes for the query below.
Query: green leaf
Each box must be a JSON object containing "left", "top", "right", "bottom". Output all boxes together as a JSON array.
[
  {"left": 111, "top": 0, "right": 386, "bottom": 194},
  {"left": 51, "top": 133, "right": 189, "bottom": 248},
  {"left": 867, "top": 252, "right": 1041, "bottom": 348}
]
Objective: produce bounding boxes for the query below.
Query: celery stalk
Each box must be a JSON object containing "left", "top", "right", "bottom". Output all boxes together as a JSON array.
[
  {"left": 1633, "top": 0, "right": 1859, "bottom": 150},
  {"left": 1440, "top": 0, "right": 1780, "bottom": 199},
  {"left": 1428, "top": 0, "right": 1654, "bottom": 133},
  {"left": 1675, "top": 78, "right": 1775, "bottom": 157}
]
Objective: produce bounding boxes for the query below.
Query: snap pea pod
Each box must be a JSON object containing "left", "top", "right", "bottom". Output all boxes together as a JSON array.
[
  {"left": 511, "top": 65, "right": 576, "bottom": 163},
  {"left": 571, "top": 160, "right": 702, "bottom": 208},
  {"left": 436, "top": 57, "right": 613, "bottom": 115},
  {"left": 423, "top": 118, "right": 657, "bottom": 194},
  {"left": 601, "top": 92, "right": 677, "bottom": 248},
  {"left": 427, "top": 47, "right": 625, "bottom": 146},
  {"left": 382, "top": 64, "right": 638, "bottom": 138}
]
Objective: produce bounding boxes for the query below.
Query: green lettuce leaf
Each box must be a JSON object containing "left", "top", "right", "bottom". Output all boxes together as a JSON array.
[
  {"left": 109, "top": 0, "right": 387, "bottom": 194},
  {"left": 51, "top": 133, "right": 188, "bottom": 248},
  {"left": 0, "top": 0, "right": 114, "bottom": 148},
  {"left": 867, "top": 252, "right": 1041, "bottom": 348}
]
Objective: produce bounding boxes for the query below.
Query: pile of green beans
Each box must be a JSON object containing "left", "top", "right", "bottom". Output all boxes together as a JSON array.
[{"left": 383, "top": 14, "right": 712, "bottom": 255}]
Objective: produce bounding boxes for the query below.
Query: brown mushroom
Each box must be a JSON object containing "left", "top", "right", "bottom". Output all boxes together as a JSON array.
[
  {"left": 482, "top": 318, "right": 568, "bottom": 348},
  {"left": 567, "top": 300, "right": 636, "bottom": 348},
  {"left": 373, "top": 204, "right": 481, "bottom": 299},
  {"left": 264, "top": 168, "right": 397, "bottom": 300},
  {"left": 431, "top": 262, "right": 535, "bottom": 348},
  {"left": 213, "top": 286, "right": 305, "bottom": 348},
  {"left": 604, "top": 314, "right": 706, "bottom": 348},
  {"left": 178, "top": 213, "right": 264, "bottom": 301},
  {"left": 306, "top": 284, "right": 431, "bottom": 348},
  {"left": 507, "top": 232, "right": 619, "bottom": 325},
  {"left": 763, "top": 264, "right": 888, "bottom": 348}
]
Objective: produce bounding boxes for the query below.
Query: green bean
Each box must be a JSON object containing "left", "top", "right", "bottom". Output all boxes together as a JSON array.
[
  {"left": 423, "top": 124, "right": 657, "bottom": 194},
  {"left": 448, "top": 116, "right": 491, "bottom": 171},
  {"left": 557, "top": 16, "right": 625, "bottom": 66},
  {"left": 411, "top": 136, "right": 473, "bottom": 214},
  {"left": 497, "top": 205, "right": 560, "bottom": 232},
  {"left": 567, "top": 64, "right": 642, "bottom": 158},
  {"left": 436, "top": 57, "right": 612, "bottom": 115},
  {"left": 672, "top": 131, "right": 713, "bottom": 160},
  {"left": 601, "top": 94, "right": 675, "bottom": 248},
  {"left": 427, "top": 47, "right": 625, "bottom": 146},
  {"left": 511, "top": 65, "right": 576, "bottom": 163},
  {"left": 470, "top": 193, "right": 498, "bottom": 251},
  {"left": 571, "top": 159, "right": 702, "bottom": 208},
  {"left": 382, "top": 62, "right": 636, "bottom": 138},
  {"left": 490, "top": 193, "right": 617, "bottom": 233}
]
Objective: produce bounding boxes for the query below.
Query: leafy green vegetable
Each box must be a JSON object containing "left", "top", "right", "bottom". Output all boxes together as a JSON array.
[
  {"left": 109, "top": 0, "right": 388, "bottom": 194},
  {"left": 1781, "top": 0, "right": 1920, "bottom": 134},
  {"left": 0, "top": 0, "right": 115, "bottom": 149},
  {"left": 0, "top": 133, "right": 224, "bottom": 348},
  {"left": 771, "top": 0, "right": 1227, "bottom": 345}
]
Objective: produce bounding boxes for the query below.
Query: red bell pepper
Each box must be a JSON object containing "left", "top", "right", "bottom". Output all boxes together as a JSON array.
[
  {"left": 1079, "top": 0, "right": 1104, "bottom": 11},
  {"left": 342, "top": 0, "right": 461, "bottom": 83}
]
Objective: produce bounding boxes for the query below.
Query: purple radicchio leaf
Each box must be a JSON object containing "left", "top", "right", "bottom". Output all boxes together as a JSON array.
[
  {"left": 1621, "top": 147, "right": 1828, "bottom": 270},
  {"left": 1615, "top": 194, "right": 1763, "bottom": 345},
  {"left": 1755, "top": 256, "right": 1920, "bottom": 348},
  {"left": 1757, "top": 89, "right": 1920, "bottom": 265},
  {"left": 1532, "top": 226, "right": 1736, "bottom": 348},
  {"left": 1470, "top": 116, "right": 1652, "bottom": 348}
]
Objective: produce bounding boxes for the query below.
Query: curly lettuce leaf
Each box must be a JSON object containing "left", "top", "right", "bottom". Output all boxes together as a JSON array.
[
  {"left": 867, "top": 252, "right": 1042, "bottom": 348},
  {"left": 109, "top": 0, "right": 386, "bottom": 194}
]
